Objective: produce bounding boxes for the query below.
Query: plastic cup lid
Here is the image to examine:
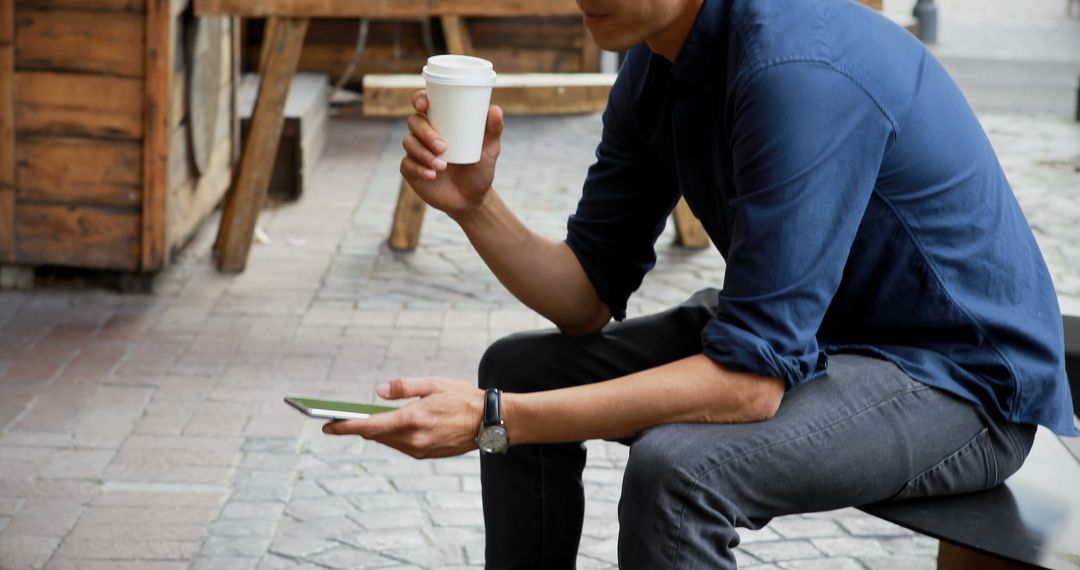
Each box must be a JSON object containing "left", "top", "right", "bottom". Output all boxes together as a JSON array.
[{"left": 422, "top": 55, "right": 497, "bottom": 86}]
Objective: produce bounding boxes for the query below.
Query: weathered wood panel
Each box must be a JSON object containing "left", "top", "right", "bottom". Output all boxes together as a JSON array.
[
  {"left": 16, "top": 136, "right": 142, "bottom": 207},
  {"left": 141, "top": 0, "right": 170, "bottom": 270},
  {"left": 196, "top": 0, "right": 579, "bottom": 18},
  {"left": 0, "top": 0, "right": 13, "bottom": 260},
  {"left": 15, "top": 203, "right": 139, "bottom": 270},
  {"left": 167, "top": 131, "right": 230, "bottom": 250},
  {"left": 17, "top": 0, "right": 144, "bottom": 12},
  {"left": 15, "top": 71, "right": 144, "bottom": 139},
  {"left": 14, "top": 9, "right": 145, "bottom": 77}
]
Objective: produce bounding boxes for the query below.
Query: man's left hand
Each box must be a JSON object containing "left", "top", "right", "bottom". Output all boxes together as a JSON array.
[{"left": 322, "top": 377, "right": 484, "bottom": 459}]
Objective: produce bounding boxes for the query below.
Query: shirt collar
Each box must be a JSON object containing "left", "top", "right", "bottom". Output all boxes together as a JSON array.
[{"left": 667, "top": 0, "right": 729, "bottom": 85}]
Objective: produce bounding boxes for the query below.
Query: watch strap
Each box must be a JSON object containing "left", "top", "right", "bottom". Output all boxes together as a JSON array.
[{"left": 483, "top": 388, "right": 502, "bottom": 427}]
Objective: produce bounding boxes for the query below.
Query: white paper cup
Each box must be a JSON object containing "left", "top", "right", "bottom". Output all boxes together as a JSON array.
[{"left": 422, "top": 55, "right": 497, "bottom": 164}]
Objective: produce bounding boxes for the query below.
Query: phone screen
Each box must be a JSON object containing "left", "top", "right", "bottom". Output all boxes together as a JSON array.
[{"left": 285, "top": 396, "right": 396, "bottom": 420}]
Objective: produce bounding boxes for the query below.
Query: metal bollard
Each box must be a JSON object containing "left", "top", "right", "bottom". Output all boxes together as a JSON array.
[{"left": 913, "top": 0, "right": 938, "bottom": 44}]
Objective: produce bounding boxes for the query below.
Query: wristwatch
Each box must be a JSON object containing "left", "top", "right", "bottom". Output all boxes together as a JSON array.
[{"left": 475, "top": 388, "right": 509, "bottom": 455}]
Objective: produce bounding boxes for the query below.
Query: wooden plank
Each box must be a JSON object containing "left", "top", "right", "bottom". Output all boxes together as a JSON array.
[
  {"left": 196, "top": 0, "right": 580, "bottom": 18},
  {"left": 363, "top": 73, "right": 615, "bottom": 117},
  {"left": 15, "top": 71, "right": 144, "bottom": 139},
  {"left": 15, "top": 203, "right": 139, "bottom": 270},
  {"left": 672, "top": 197, "right": 710, "bottom": 249},
  {"left": 16, "top": 136, "right": 142, "bottom": 207},
  {"left": 389, "top": 179, "right": 427, "bottom": 251},
  {"left": 215, "top": 16, "right": 308, "bottom": 272},
  {"left": 141, "top": 0, "right": 170, "bottom": 271},
  {"left": 168, "top": 126, "right": 232, "bottom": 250},
  {"left": 15, "top": 9, "right": 145, "bottom": 78},
  {"left": 17, "top": 0, "right": 144, "bottom": 12},
  {"left": 0, "top": 0, "right": 13, "bottom": 261},
  {"left": 440, "top": 15, "right": 472, "bottom": 55}
]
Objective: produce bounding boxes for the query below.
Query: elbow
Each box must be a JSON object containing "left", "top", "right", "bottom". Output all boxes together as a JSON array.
[
  {"left": 555, "top": 303, "right": 611, "bottom": 337},
  {"left": 749, "top": 377, "right": 786, "bottom": 422}
]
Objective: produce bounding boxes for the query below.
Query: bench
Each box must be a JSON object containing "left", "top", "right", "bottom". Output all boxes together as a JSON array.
[{"left": 860, "top": 312, "right": 1080, "bottom": 570}]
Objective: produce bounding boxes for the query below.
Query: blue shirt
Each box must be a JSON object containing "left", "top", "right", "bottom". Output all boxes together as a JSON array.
[{"left": 565, "top": 0, "right": 1077, "bottom": 435}]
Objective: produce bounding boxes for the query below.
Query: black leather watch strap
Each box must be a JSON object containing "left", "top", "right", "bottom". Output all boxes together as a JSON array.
[{"left": 483, "top": 388, "right": 502, "bottom": 427}]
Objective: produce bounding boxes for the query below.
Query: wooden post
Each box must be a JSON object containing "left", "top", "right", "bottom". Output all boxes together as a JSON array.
[
  {"left": 0, "top": 0, "right": 15, "bottom": 262},
  {"left": 440, "top": 15, "right": 472, "bottom": 55},
  {"left": 672, "top": 197, "right": 710, "bottom": 249},
  {"left": 215, "top": 16, "right": 309, "bottom": 272},
  {"left": 389, "top": 179, "right": 428, "bottom": 251},
  {"left": 141, "top": 0, "right": 171, "bottom": 272}
]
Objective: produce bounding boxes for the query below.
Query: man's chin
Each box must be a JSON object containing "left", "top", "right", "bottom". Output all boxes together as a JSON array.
[{"left": 585, "top": 30, "right": 639, "bottom": 53}]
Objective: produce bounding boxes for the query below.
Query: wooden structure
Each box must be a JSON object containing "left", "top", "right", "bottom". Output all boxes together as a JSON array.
[
  {"left": 195, "top": 0, "right": 606, "bottom": 271},
  {"left": 0, "top": 0, "right": 238, "bottom": 276}
]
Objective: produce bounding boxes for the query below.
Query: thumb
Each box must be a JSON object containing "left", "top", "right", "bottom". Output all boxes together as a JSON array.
[
  {"left": 378, "top": 377, "right": 437, "bottom": 400},
  {"left": 482, "top": 105, "right": 504, "bottom": 151}
]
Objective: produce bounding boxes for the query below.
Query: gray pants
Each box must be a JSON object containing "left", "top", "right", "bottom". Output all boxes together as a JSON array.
[{"left": 478, "top": 290, "right": 1035, "bottom": 569}]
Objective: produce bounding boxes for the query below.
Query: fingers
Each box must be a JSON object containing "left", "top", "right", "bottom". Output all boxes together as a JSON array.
[
  {"left": 411, "top": 89, "right": 429, "bottom": 114},
  {"left": 407, "top": 113, "right": 446, "bottom": 156},
  {"left": 402, "top": 133, "right": 446, "bottom": 174},
  {"left": 378, "top": 377, "right": 439, "bottom": 400},
  {"left": 401, "top": 156, "right": 437, "bottom": 182}
]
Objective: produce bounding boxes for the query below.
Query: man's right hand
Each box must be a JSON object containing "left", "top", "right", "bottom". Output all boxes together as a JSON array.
[{"left": 400, "top": 90, "right": 505, "bottom": 221}]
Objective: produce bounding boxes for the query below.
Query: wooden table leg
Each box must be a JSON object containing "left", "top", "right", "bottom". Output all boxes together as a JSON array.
[
  {"left": 215, "top": 16, "right": 309, "bottom": 272},
  {"left": 389, "top": 179, "right": 427, "bottom": 251},
  {"left": 673, "top": 197, "right": 710, "bottom": 249},
  {"left": 937, "top": 540, "right": 1033, "bottom": 569},
  {"left": 387, "top": 15, "right": 476, "bottom": 252}
]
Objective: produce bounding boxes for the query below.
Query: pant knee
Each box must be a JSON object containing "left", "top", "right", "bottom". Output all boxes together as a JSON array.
[{"left": 478, "top": 332, "right": 553, "bottom": 393}]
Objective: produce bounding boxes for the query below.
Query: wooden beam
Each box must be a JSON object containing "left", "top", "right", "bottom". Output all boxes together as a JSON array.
[
  {"left": 215, "top": 16, "right": 308, "bottom": 272},
  {"left": 195, "top": 0, "right": 580, "bottom": 18},
  {"left": 937, "top": 541, "right": 1029, "bottom": 570},
  {"left": 389, "top": 179, "right": 427, "bottom": 251},
  {"left": 363, "top": 72, "right": 615, "bottom": 117},
  {"left": 673, "top": 197, "right": 710, "bottom": 249},
  {"left": 581, "top": 26, "right": 599, "bottom": 72},
  {"left": 141, "top": 0, "right": 171, "bottom": 272},
  {"left": 0, "top": 0, "right": 14, "bottom": 261},
  {"left": 440, "top": 15, "right": 472, "bottom": 55}
]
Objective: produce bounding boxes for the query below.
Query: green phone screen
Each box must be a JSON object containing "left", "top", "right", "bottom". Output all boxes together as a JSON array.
[{"left": 290, "top": 397, "right": 396, "bottom": 415}]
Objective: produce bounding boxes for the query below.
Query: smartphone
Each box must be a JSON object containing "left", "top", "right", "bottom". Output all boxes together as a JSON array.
[{"left": 284, "top": 395, "right": 397, "bottom": 421}]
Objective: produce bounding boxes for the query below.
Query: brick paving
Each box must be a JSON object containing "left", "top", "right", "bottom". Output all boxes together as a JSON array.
[{"left": 2, "top": 4, "right": 1079, "bottom": 568}]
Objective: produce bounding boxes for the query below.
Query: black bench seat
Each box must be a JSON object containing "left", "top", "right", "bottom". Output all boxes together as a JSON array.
[{"left": 859, "top": 314, "right": 1080, "bottom": 569}]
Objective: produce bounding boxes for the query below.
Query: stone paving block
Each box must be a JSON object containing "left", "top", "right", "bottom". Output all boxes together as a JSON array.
[
  {"left": 0, "top": 445, "right": 53, "bottom": 480},
  {"left": 40, "top": 449, "right": 115, "bottom": 480},
  {"left": 0, "top": 480, "right": 98, "bottom": 501},
  {"left": 349, "top": 492, "right": 424, "bottom": 512},
  {"left": 337, "top": 528, "right": 429, "bottom": 551},
  {"left": 67, "top": 505, "right": 218, "bottom": 542},
  {"left": 390, "top": 475, "right": 462, "bottom": 493},
  {"left": 0, "top": 534, "right": 61, "bottom": 570},
  {"left": 3, "top": 498, "right": 82, "bottom": 537},
  {"left": 317, "top": 475, "right": 391, "bottom": 495},
  {"left": 45, "top": 560, "right": 187, "bottom": 570},
  {"left": 878, "top": 535, "right": 940, "bottom": 557},
  {"left": 200, "top": 536, "right": 274, "bottom": 557},
  {"left": 811, "top": 537, "right": 892, "bottom": 558},
  {"left": 307, "top": 546, "right": 401, "bottom": 569},
  {"left": 285, "top": 496, "right": 353, "bottom": 521},
  {"left": 191, "top": 556, "right": 261, "bottom": 570},
  {"left": 741, "top": 540, "right": 824, "bottom": 563},
  {"left": 349, "top": 508, "right": 426, "bottom": 530},
  {"left": 740, "top": 526, "right": 783, "bottom": 543},
  {"left": 779, "top": 557, "right": 864, "bottom": 569},
  {"left": 208, "top": 519, "right": 278, "bottom": 538},
  {"left": 858, "top": 554, "right": 937, "bottom": 570},
  {"left": 428, "top": 508, "right": 484, "bottom": 527},
  {"left": 268, "top": 535, "right": 339, "bottom": 559},
  {"left": 769, "top": 518, "right": 847, "bottom": 539},
  {"left": 53, "top": 538, "right": 201, "bottom": 560},
  {"left": 424, "top": 491, "right": 482, "bottom": 510},
  {"left": 90, "top": 489, "right": 226, "bottom": 508}
]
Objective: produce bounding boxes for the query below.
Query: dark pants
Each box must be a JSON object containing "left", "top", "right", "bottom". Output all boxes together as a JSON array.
[{"left": 478, "top": 289, "right": 1035, "bottom": 569}]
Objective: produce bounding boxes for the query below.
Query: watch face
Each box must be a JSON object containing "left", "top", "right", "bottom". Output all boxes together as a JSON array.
[{"left": 477, "top": 426, "right": 509, "bottom": 454}]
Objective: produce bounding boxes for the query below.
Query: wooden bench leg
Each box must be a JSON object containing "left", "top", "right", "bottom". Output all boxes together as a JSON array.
[
  {"left": 937, "top": 540, "right": 1037, "bottom": 570},
  {"left": 672, "top": 197, "right": 710, "bottom": 249},
  {"left": 215, "top": 16, "right": 309, "bottom": 273},
  {"left": 389, "top": 179, "right": 427, "bottom": 251}
]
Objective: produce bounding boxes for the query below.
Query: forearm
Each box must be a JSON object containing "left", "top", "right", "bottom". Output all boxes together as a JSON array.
[
  {"left": 454, "top": 189, "right": 610, "bottom": 334},
  {"left": 503, "top": 354, "right": 785, "bottom": 444}
]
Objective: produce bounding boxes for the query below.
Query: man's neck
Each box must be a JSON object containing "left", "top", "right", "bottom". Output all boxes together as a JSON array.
[{"left": 646, "top": 0, "right": 705, "bottom": 62}]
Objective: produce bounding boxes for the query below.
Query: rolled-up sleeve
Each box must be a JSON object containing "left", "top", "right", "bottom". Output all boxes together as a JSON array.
[
  {"left": 565, "top": 51, "right": 680, "bottom": 321},
  {"left": 702, "top": 62, "right": 895, "bottom": 387}
]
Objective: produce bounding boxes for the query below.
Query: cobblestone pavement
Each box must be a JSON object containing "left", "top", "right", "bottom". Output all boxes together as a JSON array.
[{"left": 2, "top": 6, "right": 1080, "bottom": 566}]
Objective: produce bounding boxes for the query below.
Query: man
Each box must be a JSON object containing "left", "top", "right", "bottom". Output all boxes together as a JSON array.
[{"left": 323, "top": 0, "right": 1079, "bottom": 567}]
